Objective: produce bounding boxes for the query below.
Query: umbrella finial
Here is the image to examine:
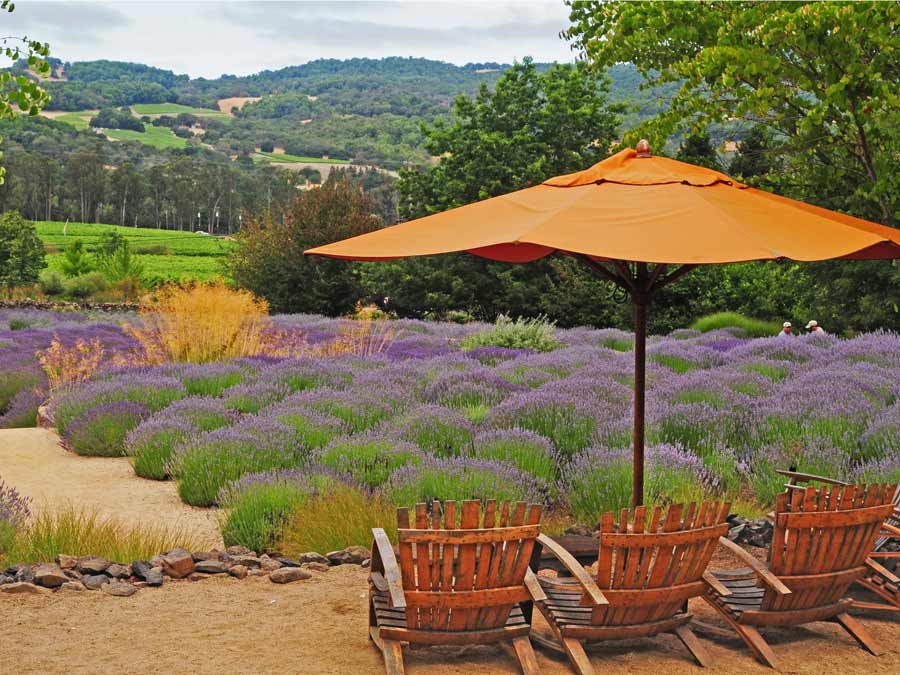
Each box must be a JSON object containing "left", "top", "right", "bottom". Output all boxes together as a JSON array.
[{"left": 635, "top": 139, "right": 652, "bottom": 158}]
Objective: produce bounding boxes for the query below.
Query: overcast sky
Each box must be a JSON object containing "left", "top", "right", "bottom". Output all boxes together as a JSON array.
[{"left": 7, "top": 1, "right": 576, "bottom": 79}]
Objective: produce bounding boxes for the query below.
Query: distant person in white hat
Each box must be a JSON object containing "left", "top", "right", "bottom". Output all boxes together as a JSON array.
[
  {"left": 778, "top": 321, "right": 793, "bottom": 337},
  {"left": 806, "top": 320, "right": 826, "bottom": 334}
]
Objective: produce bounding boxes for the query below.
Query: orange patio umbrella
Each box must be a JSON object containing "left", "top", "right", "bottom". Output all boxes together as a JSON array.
[{"left": 306, "top": 141, "right": 900, "bottom": 506}]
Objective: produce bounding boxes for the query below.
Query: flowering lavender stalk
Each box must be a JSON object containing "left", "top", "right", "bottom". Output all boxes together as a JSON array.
[
  {"left": 64, "top": 400, "right": 151, "bottom": 457},
  {"left": 0, "top": 477, "right": 31, "bottom": 535}
]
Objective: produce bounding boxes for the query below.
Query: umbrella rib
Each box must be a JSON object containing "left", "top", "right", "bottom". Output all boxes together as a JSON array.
[{"left": 576, "top": 255, "right": 631, "bottom": 290}]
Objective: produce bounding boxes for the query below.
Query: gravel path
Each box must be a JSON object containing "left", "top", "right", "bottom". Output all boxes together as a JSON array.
[
  {"left": 2, "top": 565, "right": 899, "bottom": 674},
  {"left": 0, "top": 427, "right": 221, "bottom": 547}
]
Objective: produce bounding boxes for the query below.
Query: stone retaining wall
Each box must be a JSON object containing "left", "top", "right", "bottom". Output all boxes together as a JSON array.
[{"left": 0, "top": 300, "right": 139, "bottom": 313}]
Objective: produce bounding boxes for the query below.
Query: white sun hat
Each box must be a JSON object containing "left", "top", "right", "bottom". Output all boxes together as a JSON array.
[
  {"left": 782, "top": 321, "right": 792, "bottom": 328},
  {"left": 805, "top": 320, "right": 818, "bottom": 329}
]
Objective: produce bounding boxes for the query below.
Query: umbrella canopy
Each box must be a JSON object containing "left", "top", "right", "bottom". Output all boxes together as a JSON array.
[{"left": 307, "top": 142, "right": 900, "bottom": 506}]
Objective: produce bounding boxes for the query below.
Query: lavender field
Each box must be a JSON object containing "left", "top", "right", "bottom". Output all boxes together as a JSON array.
[{"left": 3, "top": 309, "right": 900, "bottom": 536}]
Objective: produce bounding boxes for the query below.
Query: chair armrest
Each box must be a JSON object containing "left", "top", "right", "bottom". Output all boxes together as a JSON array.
[
  {"left": 537, "top": 534, "right": 607, "bottom": 606},
  {"left": 702, "top": 571, "right": 732, "bottom": 596},
  {"left": 883, "top": 522, "right": 900, "bottom": 537},
  {"left": 776, "top": 469, "right": 848, "bottom": 486},
  {"left": 371, "top": 528, "right": 406, "bottom": 609},
  {"left": 866, "top": 557, "right": 900, "bottom": 585},
  {"left": 716, "top": 537, "right": 791, "bottom": 596},
  {"left": 524, "top": 569, "right": 547, "bottom": 603}
]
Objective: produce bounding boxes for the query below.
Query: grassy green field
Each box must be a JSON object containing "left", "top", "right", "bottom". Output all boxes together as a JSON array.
[
  {"left": 36, "top": 221, "right": 233, "bottom": 281},
  {"left": 54, "top": 111, "right": 94, "bottom": 130},
  {"left": 253, "top": 151, "right": 350, "bottom": 165},
  {"left": 103, "top": 126, "right": 190, "bottom": 149},
  {"left": 131, "top": 103, "right": 229, "bottom": 120}
]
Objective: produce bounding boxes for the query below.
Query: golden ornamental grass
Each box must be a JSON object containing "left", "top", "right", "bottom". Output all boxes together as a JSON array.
[
  {"left": 126, "top": 282, "right": 271, "bottom": 364},
  {"left": 37, "top": 336, "right": 105, "bottom": 392}
]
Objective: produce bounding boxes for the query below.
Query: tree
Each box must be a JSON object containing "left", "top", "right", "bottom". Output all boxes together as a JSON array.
[
  {"left": 728, "top": 125, "right": 777, "bottom": 185},
  {"left": 95, "top": 238, "right": 144, "bottom": 283},
  {"left": 60, "top": 238, "right": 93, "bottom": 277},
  {"left": 362, "top": 59, "right": 625, "bottom": 322},
  {"left": 0, "top": 1, "right": 50, "bottom": 184},
  {"left": 675, "top": 133, "right": 721, "bottom": 171},
  {"left": 0, "top": 211, "right": 45, "bottom": 286},
  {"left": 565, "top": 1, "right": 899, "bottom": 227},
  {"left": 229, "top": 175, "right": 381, "bottom": 314}
]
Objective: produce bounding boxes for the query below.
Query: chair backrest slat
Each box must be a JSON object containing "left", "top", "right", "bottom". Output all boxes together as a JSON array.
[
  {"left": 589, "top": 500, "right": 729, "bottom": 627},
  {"left": 763, "top": 483, "right": 896, "bottom": 612},
  {"left": 395, "top": 499, "right": 542, "bottom": 633}
]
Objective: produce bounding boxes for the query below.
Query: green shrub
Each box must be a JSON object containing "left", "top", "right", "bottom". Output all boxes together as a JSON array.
[
  {"left": 690, "top": 312, "right": 781, "bottom": 338},
  {"left": 64, "top": 401, "right": 149, "bottom": 457},
  {"left": 64, "top": 271, "right": 108, "bottom": 299},
  {"left": 461, "top": 315, "right": 562, "bottom": 353},
  {"left": 220, "top": 482, "right": 310, "bottom": 553},
  {"left": 315, "top": 436, "right": 423, "bottom": 489},
  {"left": 39, "top": 271, "right": 66, "bottom": 296}
]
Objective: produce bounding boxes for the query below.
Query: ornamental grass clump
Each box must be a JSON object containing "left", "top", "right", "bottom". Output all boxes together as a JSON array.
[
  {"left": 170, "top": 418, "right": 302, "bottom": 507},
  {"left": 563, "top": 445, "right": 708, "bottom": 522},
  {"left": 218, "top": 468, "right": 350, "bottom": 553},
  {"left": 64, "top": 400, "right": 150, "bottom": 457},
  {"left": 470, "top": 429, "right": 560, "bottom": 485},
  {"left": 314, "top": 434, "right": 424, "bottom": 490},
  {"left": 381, "top": 457, "right": 547, "bottom": 506},
  {"left": 126, "top": 416, "right": 199, "bottom": 480},
  {"left": 393, "top": 405, "right": 475, "bottom": 457},
  {"left": 460, "top": 314, "right": 562, "bottom": 353}
]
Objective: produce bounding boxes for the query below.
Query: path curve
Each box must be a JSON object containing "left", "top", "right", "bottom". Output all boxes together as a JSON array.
[{"left": 0, "top": 428, "right": 221, "bottom": 547}]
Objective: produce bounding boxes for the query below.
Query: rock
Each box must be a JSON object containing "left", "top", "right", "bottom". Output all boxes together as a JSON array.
[
  {"left": 248, "top": 569, "right": 269, "bottom": 577},
  {"left": 192, "top": 550, "right": 223, "bottom": 562},
  {"left": 77, "top": 557, "right": 111, "bottom": 574},
  {"left": 227, "top": 554, "right": 261, "bottom": 569},
  {"left": 102, "top": 580, "right": 137, "bottom": 597},
  {"left": 0, "top": 574, "right": 12, "bottom": 585},
  {"left": 258, "top": 554, "right": 282, "bottom": 571},
  {"left": 275, "top": 557, "right": 303, "bottom": 568},
  {"left": 131, "top": 561, "right": 153, "bottom": 581},
  {"left": 301, "top": 562, "right": 330, "bottom": 573},
  {"left": 146, "top": 567, "right": 164, "bottom": 587},
  {"left": 297, "top": 552, "right": 330, "bottom": 566},
  {"left": 361, "top": 559, "right": 371, "bottom": 569},
  {"left": 34, "top": 564, "right": 69, "bottom": 588},
  {"left": 12, "top": 565, "right": 34, "bottom": 583},
  {"left": 106, "top": 563, "right": 132, "bottom": 579},
  {"left": 225, "top": 545, "right": 255, "bottom": 556},
  {"left": 727, "top": 523, "right": 747, "bottom": 541},
  {"left": 270, "top": 567, "right": 312, "bottom": 584},
  {"left": 64, "top": 569, "right": 82, "bottom": 580},
  {"left": 82, "top": 574, "right": 110, "bottom": 590},
  {"left": 60, "top": 581, "right": 85, "bottom": 592},
  {"left": 189, "top": 572, "right": 211, "bottom": 581},
  {"left": 149, "top": 555, "right": 165, "bottom": 568},
  {"left": 194, "top": 560, "right": 229, "bottom": 574},
  {"left": 229, "top": 565, "right": 248, "bottom": 580},
  {"left": 56, "top": 554, "right": 78, "bottom": 570},
  {"left": 161, "top": 548, "right": 194, "bottom": 579},
  {"left": 1, "top": 582, "right": 50, "bottom": 595},
  {"left": 326, "top": 546, "right": 370, "bottom": 566}
]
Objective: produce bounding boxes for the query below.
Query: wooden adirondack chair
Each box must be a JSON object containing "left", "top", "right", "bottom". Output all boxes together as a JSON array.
[
  {"left": 531, "top": 501, "right": 731, "bottom": 675},
  {"left": 778, "top": 469, "right": 900, "bottom": 612},
  {"left": 368, "top": 499, "right": 544, "bottom": 675},
  {"left": 703, "top": 482, "right": 897, "bottom": 670}
]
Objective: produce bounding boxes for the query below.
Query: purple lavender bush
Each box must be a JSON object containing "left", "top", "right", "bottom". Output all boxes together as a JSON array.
[
  {"left": 64, "top": 400, "right": 151, "bottom": 457},
  {"left": 264, "top": 399, "right": 347, "bottom": 450},
  {"left": 126, "top": 416, "right": 199, "bottom": 479},
  {"left": 0, "top": 478, "right": 30, "bottom": 555},
  {"left": 470, "top": 429, "right": 560, "bottom": 484},
  {"left": 563, "top": 445, "right": 708, "bottom": 522},
  {"left": 314, "top": 434, "right": 424, "bottom": 489},
  {"left": 169, "top": 417, "right": 302, "bottom": 506},
  {"left": 381, "top": 457, "right": 548, "bottom": 506},
  {"left": 392, "top": 405, "right": 476, "bottom": 457}
]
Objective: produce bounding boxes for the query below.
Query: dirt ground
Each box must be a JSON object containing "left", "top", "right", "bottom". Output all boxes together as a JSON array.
[
  {"left": 2, "top": 564, "right": 899, "bottom": 675},
  {"left": 0, "top": 428, "right": 221, "bottom": 547}
]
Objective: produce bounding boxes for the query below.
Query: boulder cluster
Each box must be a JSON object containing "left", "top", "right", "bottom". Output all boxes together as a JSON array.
[{"left": 0, "top": 545, "right": 371, "bottom": 597}]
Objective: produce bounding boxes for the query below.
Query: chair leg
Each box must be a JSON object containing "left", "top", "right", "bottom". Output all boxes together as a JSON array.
[
  {"left": 733, "top": 625, "right": 780, "bottom": 670},
  {"left": 561, "top": 637, "right": 596, "bottom": 675},
  {"left": 834, "top": 613, "right": 883, "bottom": 656},
  {"left": 673, "top": 624, "right": 712, "bottom": 667},
  {"left": 511, "top": 636, "right": 541, "bottom": 675},
  {"left": 369, "top": 626, "right": 406, "bottom": 675}
]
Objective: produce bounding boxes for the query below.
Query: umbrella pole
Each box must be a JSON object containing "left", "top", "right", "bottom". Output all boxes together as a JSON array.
[{"left": 632, "top": 296, "right": 647, "bottom": 508}]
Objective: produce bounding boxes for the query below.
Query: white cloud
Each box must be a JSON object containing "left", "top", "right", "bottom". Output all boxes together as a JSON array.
[{"left": 8, "top": 0, "right": 575, "bottom": 78}]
